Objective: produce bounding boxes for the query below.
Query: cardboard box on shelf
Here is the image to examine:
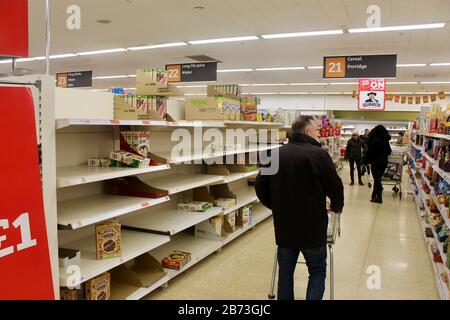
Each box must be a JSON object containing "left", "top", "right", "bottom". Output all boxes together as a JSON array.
[
  {"left": 207, "top": 85, "right": 241, "bottom": 99},
  {"left": 195, "top": 215, "right": 225, "bottom": 240},
  {"left": 223, "top": 211, "right": 237, "bottom": 234},
  {"left": 161, "top": 251, "right": 192, "bottom": 270},
  {"left": 213, "top": 198, "right": 236, "bottom": 209},
  {"left": 60, "top": 287, "right": 80, "bottom": 300},
  {"left": 236, "top": 205, "right": 252, "bottom": 228},
  {"left": 95, "top": 220, "right": 122, "bottom": 260},
  {"left": 85, "top": 272, "right": 111, "bottom": 300},
  {"left": 185, "top": 97, "right": 240, "bottom": 121},
  {"left": 240, "top": 96, "right": 259, "bottom": 122},
  {"left": 114, "top": 95, "right": 169, "bottom": 120},
  {"left": 105, "top": 176, "right": 168, "bottom": 198},
  {"left": 136, "top": 69, "right": 184, "bottom": 96},
  {"left": 178, "top": 201, "right": 214, "bottom": 212}
]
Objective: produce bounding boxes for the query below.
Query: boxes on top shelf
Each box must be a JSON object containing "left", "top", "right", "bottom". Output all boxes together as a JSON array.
[
  {"left": 207, "top": 84, "right": 241, "bottom": 99},
  {"left": 240, "top": 96, "right": 259, "bottom": 122},
  {"left": 113, "top": 95, "right": 167, "bottom": 120},
  {"left": 185, "top": 97, "right": 240, "bottom": 121}
]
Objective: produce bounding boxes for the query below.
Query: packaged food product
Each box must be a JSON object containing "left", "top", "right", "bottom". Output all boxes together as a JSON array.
[
  {"left": 237, "top": 205, "right": 251, "bottom": 227},
  {"left": 88, "top": 159, "right": 101, "bottom": 167},
  {"left": 85, "top": 272, "right": 111, "bottom": 300},
  {"left": 177, "top": 201, "right": 213, "bottom": 212},
  {"left": 161, "top": 251, "right": 191, "bottom": 270},
  {"left": 213, "top": 198, "right": 236, "bottom": 209},
  {"left": 60, "top": 288, "right": 79, "bottom": 300},
  {"left": 223, "top": 211, "right": 236, "bottom": 234},
  {"left": 95, "top": 220, "right": 121, "bottom": 260}
]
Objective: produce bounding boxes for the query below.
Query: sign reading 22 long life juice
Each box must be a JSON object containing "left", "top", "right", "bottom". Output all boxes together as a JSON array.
[
  {"left": 358, "top": 78, "right": 386, "bottom": 111},
  {"left": 0, "top": 87, "right": 54, "bottom": 299}
]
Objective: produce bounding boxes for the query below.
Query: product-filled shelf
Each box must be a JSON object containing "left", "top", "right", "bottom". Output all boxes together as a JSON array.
[
  {"left": 142, "top": 173, "right": 224, "bottom": 195},
  {"left": 121, "top": 206, "right": 224, "bottom": 236},
  {"left": 423, "top": 152, "right": 437, "bottom": 165},
  {"left": 426, "top": 242, "right": 450, "bottom": 301},
  {"left": 430, "top": 227, "right": 447, "bottom": 266},
  {"left": 58, "top": 194, "right": 171, "bottom": 229},
  {"left": 59, "top": 230, "right": 171, "bottom": 288},
  {"left": 411, "top": 142, "right": 423, "bottom": 151},
  {"left": 433, "top": 164, "right": 450, "bottom": 185},
  {"left": 430, "top": 191, "right": 450, "bottom": 227},
  {"left": 56, "top": 164, "right": 171, "bottom": 188},
  {"left": 422, "top": 172, "right": 433, "bottom": 190},
  {"left": 423, "top": 133, "right": 450, "bottom": 140}
]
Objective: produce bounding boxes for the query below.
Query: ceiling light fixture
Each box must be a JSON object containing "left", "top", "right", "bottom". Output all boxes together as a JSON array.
[
  {"left": 329, "top": 82, "right": 358, "bottom": 85},
  {"left": 430, "top": 62, "right": 450, "bottom": 66},
  {"left": 217, "top": 69, "right": 253, "bottom": 73},
  {"left": 127, "top": 42, "right": 188, "bottom": 51},
  {"left": 279, "top": 92, "right": 309, "bottom": 95},
  {"left": 386, "top": 81, "right": 419, "bottom": 84},
  {"left": 255, "top": 67, "right": 305, "bottom": 71},
  {"left": 0, "top": 59, "right": 12, "bottom": 64},
  {"left": 397, "top": 64, "right": 427, "bottom": 67},
  {"left": 420, "top": 81, "right": 450, "bottom": 84},
  {"left": 261, "top": 29, "right": 344, "bottom": 39},
  {"left": 310, "top": 92, "right": 341, "bottom": 95},
  {"left": 348, "top": 22, "right": 445, "bottom": 33},
  {"left": 289, "top": 83, "right": 328, "bottom": 86},
  {"left": 78, "top": 48, "right": 127, "bottom": 56},
  {"left": 177, "top": 85, "right": 208, "bottom": 88},
  {"left": 251, "top": 83, "right": 288, "bottom": 86},
  {"left": 188, "top": 36, "right": 259, "bottom": 45},
  {"left": 93, "top": 75, "right": 129, "bottom": 80},
  {"left": 307, "top": 66, "right": 324, "bottom": 69}
]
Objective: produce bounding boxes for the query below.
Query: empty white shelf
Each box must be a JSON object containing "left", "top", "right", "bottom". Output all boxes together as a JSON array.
[
  {"left": 121, "top": 206, "right": 224, "bottom": 235},
  {"left": 125, "top": 274, "right": 171, "bottom": 300},
  {"left": 56, "top": 118, "right": 168, "bottom": 130},
  {"left": 59, "top": 230, "right": 170, "bottom": 288},
  {"left": 223, "top": 186, "right": 259, "bottom": 215},
  {"left": 58, "top": 194, "right": 171, "bottom": 229},
  {"left": 149, "top": 233, "right": 222, "bottom": 280},
  {"left": 143, "top": 173, "right": 224, "bottom": 194},
  {"left": 57, "top": 164, "right": 171, "bottom": 188}
]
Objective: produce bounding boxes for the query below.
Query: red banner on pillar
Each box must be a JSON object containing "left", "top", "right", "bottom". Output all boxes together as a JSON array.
[
  {"left": 0, "top": 0, "right": 29, "bottom": 58},
  {"left": 0, "top": 87, "right": 54, "bottom": 300}
]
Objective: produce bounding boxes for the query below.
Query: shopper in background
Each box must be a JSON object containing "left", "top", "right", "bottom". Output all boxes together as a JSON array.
[
  {"left": 365, "top": 125, "right": 392, "bottom": 203},
  {"left": 345, "top": 131, "right": 364, "bottom": 186},
  {"left": 255, "top": 116, "right": 344, "bottom": 300},
  {"left": 360, "top": 129, "right": 371, "bottom": 175}
]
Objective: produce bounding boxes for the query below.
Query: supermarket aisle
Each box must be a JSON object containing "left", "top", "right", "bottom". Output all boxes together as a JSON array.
[{"left": 145, "top": 165, "right": 439, "bottom": 300}]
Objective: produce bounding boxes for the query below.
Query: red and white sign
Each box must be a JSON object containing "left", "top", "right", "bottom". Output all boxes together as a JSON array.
[
  {"left": 0, "top": 87, "right": 54, "bottom": 299},
  {"left": 358, "top": 78, "right": 386, "bottom": 111},
  {"left": 0, "top": 0, "right": 29, "bottom": 58}
]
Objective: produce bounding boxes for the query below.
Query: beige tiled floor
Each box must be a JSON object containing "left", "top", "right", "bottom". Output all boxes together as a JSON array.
[{"left": 145, "top": 165, "right": 439, "bottom": 300}]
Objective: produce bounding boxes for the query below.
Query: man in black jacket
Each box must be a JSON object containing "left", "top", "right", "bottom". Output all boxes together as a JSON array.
[
  {"left": 255, "top": 116, "right": 344, "bottom": 300},
  {"left": 345, "top": 131, "right": 364, "bottom": 186}
]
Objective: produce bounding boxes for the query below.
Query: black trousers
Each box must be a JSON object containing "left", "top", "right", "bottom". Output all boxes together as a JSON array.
[
  {"left": 371, "top": 163, "right": 387, "bottom": 199},
  {"left": 349, "top": 159, "right": 362, "bottom": 183}
]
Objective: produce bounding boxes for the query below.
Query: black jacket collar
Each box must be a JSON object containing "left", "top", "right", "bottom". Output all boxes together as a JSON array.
[{"left": 289, "top": 132, "right": 322, "bottom": 147}]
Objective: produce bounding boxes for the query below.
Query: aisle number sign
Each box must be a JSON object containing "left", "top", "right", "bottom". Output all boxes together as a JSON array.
[
  {"left": 358, "top": 78, "right": 386, "bottom": 111},
  {"left": 166, "top": 62, "right": 217, "bottom": 83},
  {"left": 0, "top": 87, "right": 54, "bottom": 299},
  {"left": 323, "top": 54, "right": 397, "bottom": 79}
]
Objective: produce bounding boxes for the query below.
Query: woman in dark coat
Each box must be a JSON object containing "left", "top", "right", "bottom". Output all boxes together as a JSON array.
[{"left": 365, "top": 125, "right": 392, "bottom": 203}]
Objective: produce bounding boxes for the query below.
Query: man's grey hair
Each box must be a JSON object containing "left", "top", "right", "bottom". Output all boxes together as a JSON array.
[{"left": 292, "top": 116, "right": 315, "bottom": 134}]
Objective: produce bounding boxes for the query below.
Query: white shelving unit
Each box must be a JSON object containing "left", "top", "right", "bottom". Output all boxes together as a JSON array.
[
  {"left": 58, "top": 194, "right": 171, "bottom": 229},
  {"left": 57, "top": 164, "right": 171, "bottom": 188},
  {"left": 142, "top": 173, "right": 224, "bottom": 194},
  {"left": 423, "top": 152, "right": 437, "bottom": 165},
  {"left": 433, "top": 164, "right": 450, "bottom": 185},
  {"left": 59, "top": 230, "right": 171, "bottom": 287}
]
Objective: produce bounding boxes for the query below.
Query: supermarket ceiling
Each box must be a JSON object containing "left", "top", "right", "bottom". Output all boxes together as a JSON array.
[{"left": 2, "top": 0, "right": 450, "bottom": 94}]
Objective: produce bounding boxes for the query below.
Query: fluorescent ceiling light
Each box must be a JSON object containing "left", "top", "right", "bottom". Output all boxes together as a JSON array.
[
  {"left": 127, "top": 42, "right": 187, "bottom": 51},
  {"left": 78, "top": 48, "right": 127, "bottom": 56},
  {"left": 239, "top": 84, "right": 251, "bottom": 87},
  {"left": 177, "top": 85, "right": 207, "bottom": 88},
  {"left": 349, "top": 22, "right": 445, "bottom": 33},
  {"left": 329, "top": 82, "right": 358, "bottom": 85},
  {"left": 188, "top": 36, "right": 258, "bottom": 45},
  {"left": 390, "top": 92, "right": 414, "bottom": 94},
  {"left": 255, "top": 67, "right": 305, "bottom": 71},
  {"left": 387, "top": 81, "right": 419, "bottom": 84},
  {"left": 0, "top": 59, "right": 13, "bottom": 64},
  {"left": 89, "top": 89, "right": 109, "bottom": 92},
  {"left": 261, "top": 29, "right": 343, "bottom": 39},
  {"left": 307, "top": 66, "right": 324, "bottom": 69},
  {"left": 279, "top": 92, "right": 309, "bottom": 95},
  {"left": 310, "top": 92, "right": 341, "bottom": 95},
  {"left": 124, "top": 87, "right": 136, "bottom": 90},
  {"left": 50, "top": 53, "right": 77, "bottom": 59},
  {"left": 93, "top": 75, "right": 129, "bottom": 80},
  {"left": 217, "top": 69, "right": 253, "bottom": 73},
  {"left": 421, "top": 81, "right": 450, "bottom": 84},
  {"left": 430, "top": 63, "right": 450, "bottom": 66},
  {"left": 397, "top": 64, "right": 427, "bottom": 67},
  {"left": 16, "top": 57, "right": 42, "bottom": 62},
  {"left": 127, "top": 75, "right": 137, "bottom": 78},
  {"left": 289, "top": 83, "right": 328, "bottom": 86},
  {"left": 251, "top": 83, "right": 288, "bottom": 86}
]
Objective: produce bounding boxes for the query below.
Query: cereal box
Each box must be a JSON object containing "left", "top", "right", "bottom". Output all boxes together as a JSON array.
[
  {"left": 95, "top": 220, "right": 121, "bottom": 260},
  {"left": 161, "top": 251, "right": 191, "bottom": 270},
  {"left": 85, "top": 272, "right": 111, "bottom": 300}
]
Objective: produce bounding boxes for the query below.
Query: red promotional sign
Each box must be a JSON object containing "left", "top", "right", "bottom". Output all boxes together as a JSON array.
[
  {"left": 358, "top": 78, "right": 386, "bottom": 111},
  {"left": 0, "top": 87, "right": 54, "bottom": 299},
  {"left": 0, "top": 0, "right": 29, "bottom": 58}
]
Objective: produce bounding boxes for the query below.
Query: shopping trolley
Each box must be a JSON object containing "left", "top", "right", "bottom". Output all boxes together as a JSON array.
[
  {"left": 381, "top": 153, "right": 405, "bottom": 199},
  {"left": 267, "top": 211, "right": 341, "bottom": 300}
]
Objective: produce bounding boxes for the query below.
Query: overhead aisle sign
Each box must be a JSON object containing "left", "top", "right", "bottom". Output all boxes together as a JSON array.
[
  {"left": 166, "top": 62, "right": 217, "bottom": 82},
  {"left": 323, "top": 54, "right": 397, "bottom": 78},
  {"left": 358, "top": 78, "right": 386, "bottom": 111},
  {"left": 0, "top": 87, "right": 54, "bottom": 299}
]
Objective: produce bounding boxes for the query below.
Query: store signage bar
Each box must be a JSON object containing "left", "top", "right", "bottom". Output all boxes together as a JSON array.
[
  {"left": 57, "top": 71, "right": 93, "bottom": 88},
  {"left": 323, "top": 54, "right": 397, "bottom": 79},
  {"left": 166, "top": 62, "right": 217, "bottom": 82},
  {"left": 0, "top": 0, "right": 29, "bottom": 58}
]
